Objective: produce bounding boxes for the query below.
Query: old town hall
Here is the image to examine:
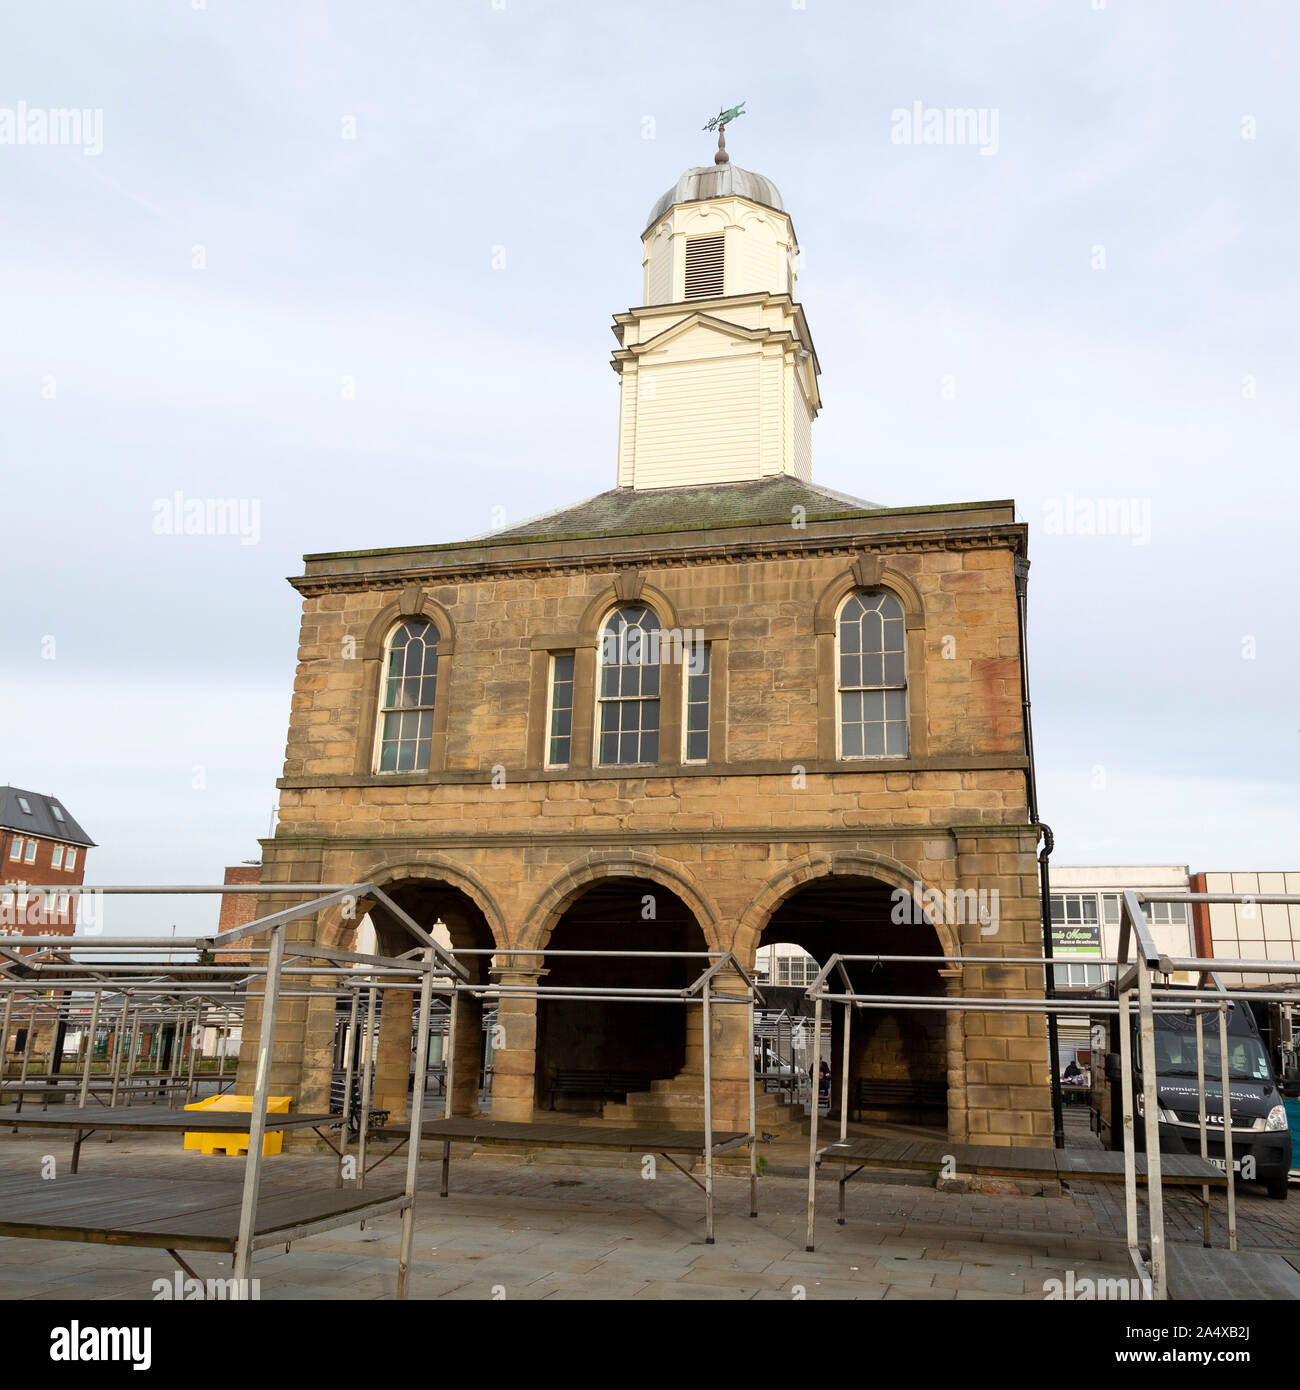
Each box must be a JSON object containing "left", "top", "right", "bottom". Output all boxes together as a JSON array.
[{"left": 246, "top": 130, "right": 1050, "bottom": 1147}]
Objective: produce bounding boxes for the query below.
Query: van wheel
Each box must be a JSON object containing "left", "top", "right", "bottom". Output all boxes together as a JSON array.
[{"left": 1267, "top": 1177, "right": 1289, "bottom": 1200}]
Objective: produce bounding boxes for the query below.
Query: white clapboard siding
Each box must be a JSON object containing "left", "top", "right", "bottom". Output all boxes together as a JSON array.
[
  {"left": 632, "top": 355, "right": 761, "bottom": 488},
  {"left": 644, "top": 226, "right": 673, "bottom": 306},
  {"left": 792, "top": 368, "right": 813, "bottom": 480},
  {"left": 724, "top": 224, "right": 787, "bottom": 298}
]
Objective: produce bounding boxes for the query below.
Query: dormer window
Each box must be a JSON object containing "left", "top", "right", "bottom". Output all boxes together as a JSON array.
[{"left": 684, "top": 234, "right": 724, "bottom": 299}]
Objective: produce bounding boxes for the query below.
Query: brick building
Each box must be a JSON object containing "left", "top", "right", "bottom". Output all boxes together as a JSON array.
[
  {"left": 0, "top": 786, "right": 94, "bottom": 940},
  {"left": 213, "top": 863, "right": 262, "bottom": 965},
  {"left": 0, "top": 787, "right": 95, "bottom": 1065},
  {"left": 245, "top": 139, "right": 1051, "bottom": 1145}
]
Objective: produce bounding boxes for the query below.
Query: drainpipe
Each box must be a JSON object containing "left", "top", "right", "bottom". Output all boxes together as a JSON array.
[{"left": 1015, "top": 556, "right": 1064, "bottom": 1149}]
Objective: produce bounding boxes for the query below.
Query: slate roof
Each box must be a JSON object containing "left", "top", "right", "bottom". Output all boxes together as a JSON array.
[
  {"left": 0, "top": 787, "right": 96, "bottom": 847},
  {"left": 483, "top": 476, "right": 884, "bottom": 543}
]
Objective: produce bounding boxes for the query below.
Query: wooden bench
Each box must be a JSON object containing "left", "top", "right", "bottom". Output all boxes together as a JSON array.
[
  {"left": 546, "top": 1070, "right": 658, "bottom": 1110},
  {"left": 853, "top": 1077, "right": 947, "bottom": 1121}
]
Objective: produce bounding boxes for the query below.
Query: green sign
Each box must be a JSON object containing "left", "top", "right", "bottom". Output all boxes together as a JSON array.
[{"left": 1051, "top": 921, "right": 1101, "bottom": 958}]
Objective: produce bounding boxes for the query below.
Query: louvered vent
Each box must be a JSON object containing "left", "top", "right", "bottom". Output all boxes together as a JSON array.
[{"left": 684, "top": 234, "right": 725, "bottom": 299}]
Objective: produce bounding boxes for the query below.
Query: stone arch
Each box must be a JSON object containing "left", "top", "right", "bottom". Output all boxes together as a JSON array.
[
  {"left": 518, "top": 850, "right": 721, "bottom": 954},
  {"left": 735, "top": 849, "right": 957, "bottom": 965},
  {"left": 740, "top": 851, "right": 958, "bottom": 1136},
  {"left": 321, "top": 859, "right": 504, "bottom": 1122},
  {"left": 360, "top": 589, "right": 457, "bottom": 661},
  {"left": 319, "top": 856, "right": 508, "bottom": 953},
  {"left": 575, "top": 580, "right": 682, "bottom": 645},
  {"left": 519, "top": 853, "right": 724, "bottom": 1122},
  {"left": 813, "top": 558, "right": 925, "bottom": 635}
]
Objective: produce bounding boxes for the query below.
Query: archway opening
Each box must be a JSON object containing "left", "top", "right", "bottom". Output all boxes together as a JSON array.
[
  {"left": 534, "top": 875, "right": 709, "bottom": 1114},
  {"left": 759, "top": 874, "right": 948, "bottom": 1129},
  {"left": 365, "top": 879, "right": 495, "bottom": 986},
  {"left": 352, "top": 877, "right": 498, "bottom": 1117}
]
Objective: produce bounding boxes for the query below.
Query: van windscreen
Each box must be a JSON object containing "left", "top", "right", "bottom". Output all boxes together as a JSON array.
[{"left": 1153, "top": 1027, "right": 1270, "bottom": 1082}]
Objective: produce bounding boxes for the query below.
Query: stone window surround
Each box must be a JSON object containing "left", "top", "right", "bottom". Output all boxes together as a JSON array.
[
  {"left": 542, "top": 651, "right": 576, "bottom": 769},
  {"left": 813, "top": 555, "right": 929, "bottom": 761},
  {"left": 357, "top": 585, "right": 458, "bottom": 777},
  {"left": 524, "top": 572, "right": 730, "bottom": 774}
]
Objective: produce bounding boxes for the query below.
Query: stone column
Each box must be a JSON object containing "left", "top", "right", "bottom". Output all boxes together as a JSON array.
[
  {"left": 298, "top": 984, "right": 337, "bottom": 1114},
  {"left": 449, "top": 990, "right": 484, "bottom": 1117},
  {"left": 489, "top": 966, "right": 544, "bottom": 1122},
  {"left": 954, "top": 830, "right": 1052, "bottom": 1147},
  {"left": 705, "top": 960, "right": 753, "bottom": 1133},
  {"left": 940, "top": 966, "right": 968, "bottom": 1143},
  {"left": 234, "top": 848, "right": 328, "bottom": 1104},
  {"left": 236, "top": 908, "right": 333, "bottom": 1107},
  {"left": 371, "top": 982, "right": 414, "bottom": 1121}
]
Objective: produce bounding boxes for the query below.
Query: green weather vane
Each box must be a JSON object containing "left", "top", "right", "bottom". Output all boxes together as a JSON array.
[
  {"left": 703, "top": 101, "right": 746, "bottom": 134},
  {"left": 703, "top": 102, "right": 745, "bottom": 164}
]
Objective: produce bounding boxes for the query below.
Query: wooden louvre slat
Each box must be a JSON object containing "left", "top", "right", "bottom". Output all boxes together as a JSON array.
[{"left": 684, "top": 234, "right": 724, "bottom": 299}]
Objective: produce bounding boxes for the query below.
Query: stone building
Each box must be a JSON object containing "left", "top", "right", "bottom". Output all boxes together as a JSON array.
[{"left": 245, "top": 140, "right": 1052, "bottom": 1146}]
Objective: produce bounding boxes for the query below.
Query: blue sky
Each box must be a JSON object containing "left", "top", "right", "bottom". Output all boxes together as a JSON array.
[{"left": 2, "top": 0, "right": 1297, "bottom": 934}]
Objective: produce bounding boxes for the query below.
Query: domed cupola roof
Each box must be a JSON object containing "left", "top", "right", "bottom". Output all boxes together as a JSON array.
[{"left": 645, "top": 163, "right": 784, "bottom": 233}]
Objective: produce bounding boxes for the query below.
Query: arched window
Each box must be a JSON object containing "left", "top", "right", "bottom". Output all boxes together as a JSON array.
[
  {"left": 597, "top": 604, "right": 661, "bottom": 766},
  {"left": 837, "top": 591, "right": 907, "bottom": 758},
  {"left": 376, "top": 619, "right": 439, "bottom": 773}
]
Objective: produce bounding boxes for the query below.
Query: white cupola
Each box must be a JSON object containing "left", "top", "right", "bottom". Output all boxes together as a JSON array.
[{"left": 610, "top": 136, "right": 821, "bottom": 491}]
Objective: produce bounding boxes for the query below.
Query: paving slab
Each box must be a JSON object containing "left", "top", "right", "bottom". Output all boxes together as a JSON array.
[
  {"left": 0, "top": 1127, "right": 1190, "bottom": 1301},
  {"left": 679, "top": 1266, "right": 791, "bottom": 1290},
  {"left": 632, "top": 1280, "right": 755, "bottom": 1300},
  {"left": 542, "top": 1280, "right": 654, "bottom": 1300}
]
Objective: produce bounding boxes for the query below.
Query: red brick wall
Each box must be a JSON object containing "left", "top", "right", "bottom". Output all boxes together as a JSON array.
[
  {"left": 215, "top": 865, "right": 261, "bottom": 963},
  {"left": 0, "top": 828, "right": 87, "bottom": 937}
]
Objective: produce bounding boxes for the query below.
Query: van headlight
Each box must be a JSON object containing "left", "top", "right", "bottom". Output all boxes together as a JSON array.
[{"left": 1267, "top": 1105, "right": 1287, "bottom": 1132}]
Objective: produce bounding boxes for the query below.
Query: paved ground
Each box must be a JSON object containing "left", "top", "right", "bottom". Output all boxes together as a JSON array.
[{"left": 2, "top": 1105, "right": 1298, "bottom": 1300}]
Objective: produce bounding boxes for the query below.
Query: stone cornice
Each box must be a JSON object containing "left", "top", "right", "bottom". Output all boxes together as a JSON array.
[
  {"left": 262, "top": 822, "right": 1040, "bottom": 852},
  {"left": 277, "top": 753, "right": 1029, "bottom": 791},
  {"left": 291, "top": 518, "right": 1028, "bottom": 596}
]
